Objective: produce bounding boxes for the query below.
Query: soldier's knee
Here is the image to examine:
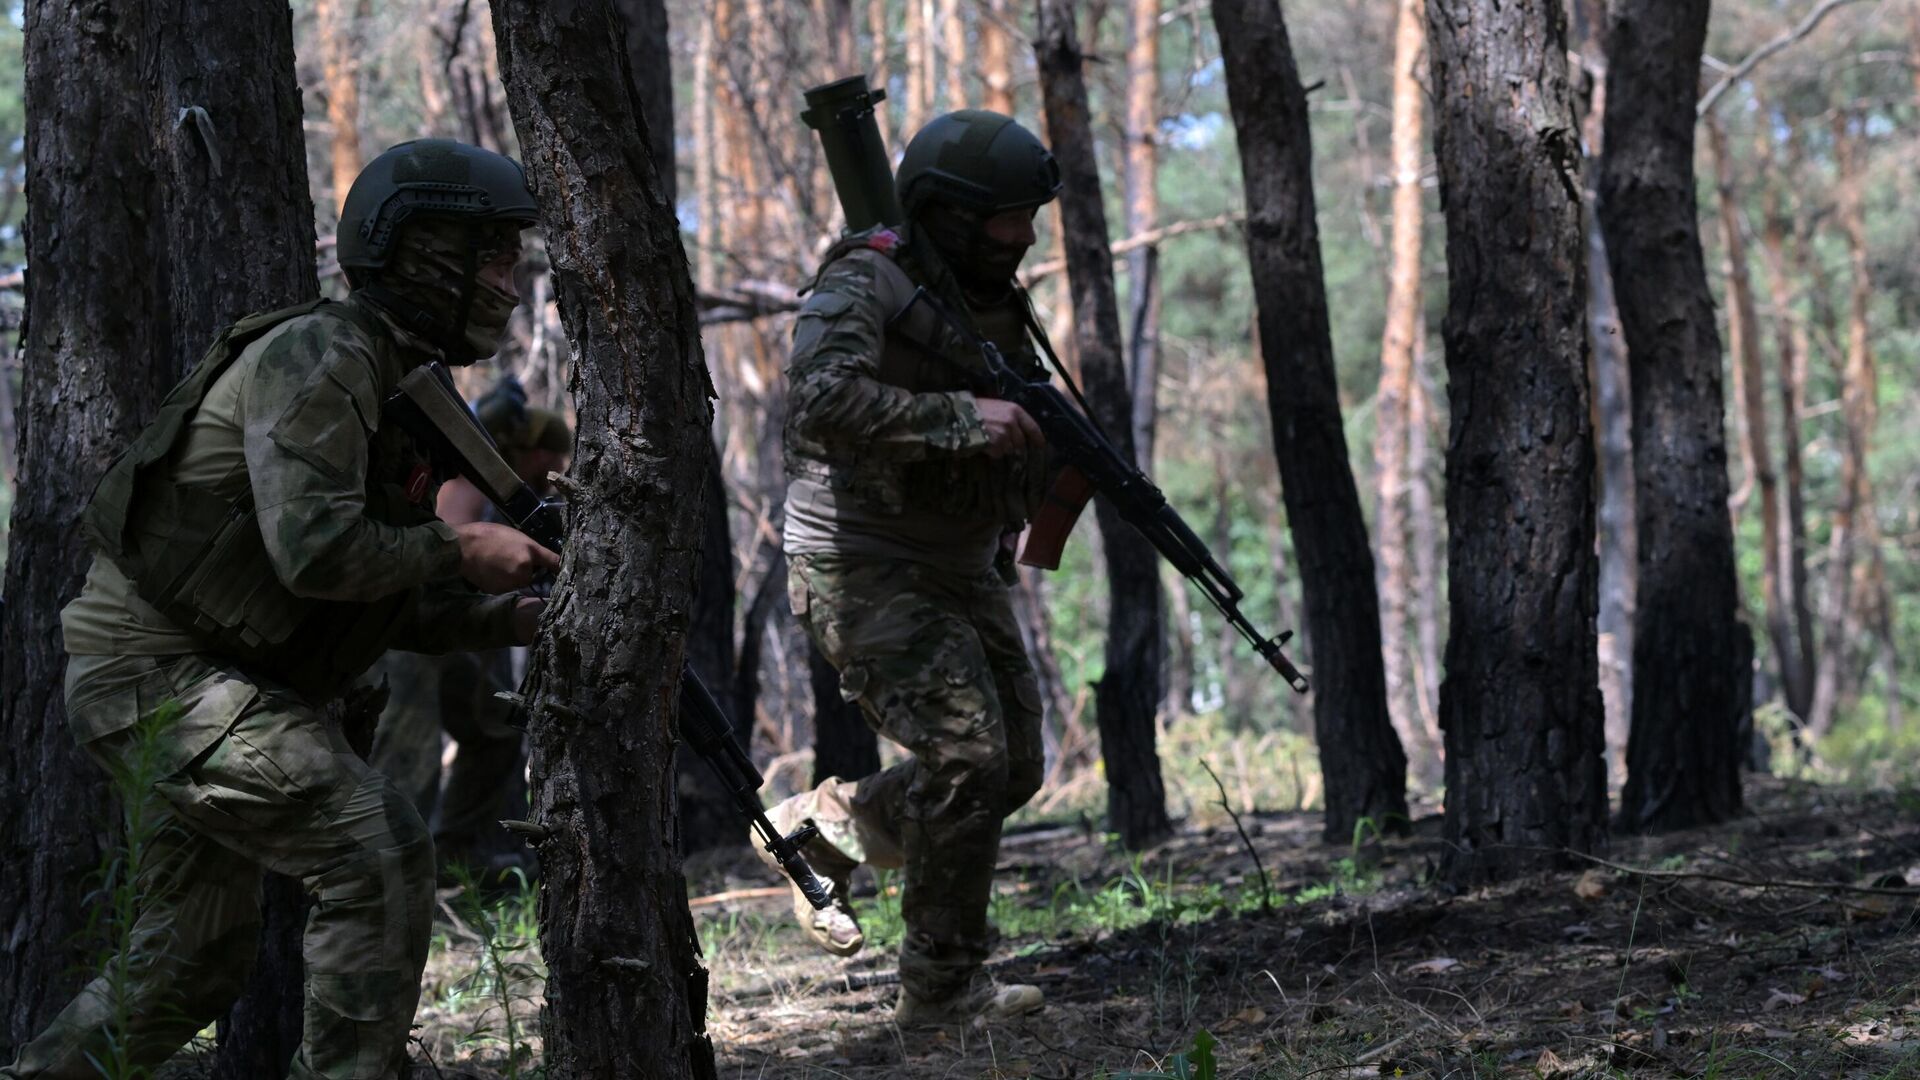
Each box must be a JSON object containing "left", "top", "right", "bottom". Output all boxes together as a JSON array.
[{"left": 944, "top": 750, "right": 1011, "bottom": 818}]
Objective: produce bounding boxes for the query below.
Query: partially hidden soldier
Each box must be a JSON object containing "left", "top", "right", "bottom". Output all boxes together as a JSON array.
[
  {"left": 2, "top": 140, "right": 559, "bottom": 1080},
  {"left": 368, "top": 377, "right": 571, "bottom": 884},
  {"left": 762, "top": 110, "right": 1062, "bottom": 1026}
]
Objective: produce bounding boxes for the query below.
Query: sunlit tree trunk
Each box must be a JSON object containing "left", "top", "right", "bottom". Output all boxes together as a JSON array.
[
  {"left": 982, "top": 0, "right": 1017, "bottom": 115},
  {"left": 1707, "top": 115, "right": 1793, "bottom": 746},
  {"left": 941, "top": 0, "right": 967, "bottom": 109},
  {"left": 490, "top": 2, "right": 718, "bottom": 1074},
  {"left": 1, "top": 0, "right": 317, "bottom": 1050},
  {"left": 1124, "top": 0, "right": 1162, "bottom": 470},
  {"left": 1372, "top": 0, "right": 1437, "bottom": 784},
  {"left": 1036, "top": 0, "right": 1171, "bottom": 848},
  {"left": 1808, "top": 111, "right": 1879, "bottom": 740},
  {"left": 1429, "top": 0, "right": 1606, "bottom": 881},
  {"left": 905, "top": 0, "right": 930, "bottom": 135},
  {"left": 1214, "top": 0, "right": 1408, "bottom": 844},
  {"left": 317, "top": 0, "right": 368, "bottom": 218}
]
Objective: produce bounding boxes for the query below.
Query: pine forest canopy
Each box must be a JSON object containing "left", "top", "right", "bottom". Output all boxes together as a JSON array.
[{"left": 0, "top": 0, "right": 1914, "bottom": 811}]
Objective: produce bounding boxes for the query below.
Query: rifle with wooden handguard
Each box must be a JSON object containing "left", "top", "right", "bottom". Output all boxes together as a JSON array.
[
  {"left": 891, "top": 288, "right": 1311, "bottom": 694},
  {"left": 383, "top": 363, "right": 836, "bottom": 910}
]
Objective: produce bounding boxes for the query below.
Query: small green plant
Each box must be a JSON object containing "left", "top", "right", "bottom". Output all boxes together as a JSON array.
[
  {"left": 82, "top": 698, "right": 184, "bottom": 1080},
  {"left": 445, "top": 864, "right": 544, "bottom": 1079}
]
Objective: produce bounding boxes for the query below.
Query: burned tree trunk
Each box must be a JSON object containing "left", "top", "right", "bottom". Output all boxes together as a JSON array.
[
  {"left": 1599, "top": 0, "right": 1746, "bottom": 831},
  {"left": 1035, "top": 0, "right": 1172, "bottom": 849},
  {"left": 1213, "top": 0, "right": 1408, "bottom": 845},
  {"left": 2, "top": 0, "right": 316, "bottom": 1050},
  {"left": 1427, "top": 0, "right": 1607, "bottom": 882},
  {"left": 490, "top": 1, "right": 718, "bottom": 1075}
]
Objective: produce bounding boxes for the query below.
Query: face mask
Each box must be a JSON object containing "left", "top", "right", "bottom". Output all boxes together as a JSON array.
[
  {"left": 917, "top": 203, "right": 1031, "bottom": 295},
  {"left": 383, "top": 218, "right": 524, "bottom": 362}
]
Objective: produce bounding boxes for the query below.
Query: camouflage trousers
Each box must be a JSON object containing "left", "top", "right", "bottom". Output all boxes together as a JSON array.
[
  {"left": 1, "top": 653, "right": 435, "bottom": 1080},
  {"left": 781, "top": 554, "right": 1045, "bottom": 1000},
  {"left": 368, "top": 648, "right": 525, "bottom": 871}
]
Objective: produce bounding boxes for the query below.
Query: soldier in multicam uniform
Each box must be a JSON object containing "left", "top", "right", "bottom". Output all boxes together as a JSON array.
[
  {"left": 2, "top": 140, "right": 558, "bottom": 1080},
  {"left": 762, "top": 110, "right": 1063, "bottom": 1026},
  {"left": 368, "top": 378, "right": 570, "bottom": 883}
]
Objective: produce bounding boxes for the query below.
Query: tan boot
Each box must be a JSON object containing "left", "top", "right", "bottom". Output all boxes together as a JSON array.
[
  {"left": 751, "top": 803, "right": 864, "bottom": 957},
  {"left": 894, "top": 976, "right": 1044, "bottom": 1027}
]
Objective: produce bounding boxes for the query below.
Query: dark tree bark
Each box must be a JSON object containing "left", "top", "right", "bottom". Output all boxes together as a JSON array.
[
  {"left": 680, "top": 447, "right": 748, "bottom": 852},
  {"left": 489, "top": 3, "right": 717, "bottom": 1076},
  {"left": 1427, "top": 0, "right": 1608, "bottom": 883},
  {"left": 617, "top": 0, "right": 676, "bottom": 207},
  {"left": 1, "top": 0, "right": 316, "bottom": 1050},
  {"left": 1598, "top": 0, "right": 1747, "bottom": 832},
  {"left": 1035, "top": 0, "right": 1171, "bottom": 850},
  {"left": 610, "top": 0, "right": 749, "bottom": 855},
  {"left": 1212, "top": 0, "right": 1409, "bottom": 845}
]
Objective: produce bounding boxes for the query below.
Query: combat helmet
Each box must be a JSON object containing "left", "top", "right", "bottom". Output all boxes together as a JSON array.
[
  {"left": 337, "top": 139, "right": 539, "bottom": 276},
  {"left": 896, "top": 111, "right": 1062, "bottom": 218}
]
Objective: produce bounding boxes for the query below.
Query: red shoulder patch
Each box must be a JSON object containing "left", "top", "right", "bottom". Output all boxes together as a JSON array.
[{"left": 865, "top": 228, "right": 901, "bottom": 255}]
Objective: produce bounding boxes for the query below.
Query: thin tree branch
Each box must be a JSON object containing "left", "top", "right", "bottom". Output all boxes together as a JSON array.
[
  {"left": 1697, "top": 0, "right": 1879, "bottom": 118},
  {"left": 1020, "top": 211, "right": 1246, "bottom": 283}
]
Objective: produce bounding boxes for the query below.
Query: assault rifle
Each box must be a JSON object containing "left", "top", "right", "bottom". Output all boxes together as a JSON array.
[
  {"left": 893, "top": 289, "right": 1311, "bottom": 694},
  {"left": 384, "top": 364, "right": 835, "bottom": 910}
]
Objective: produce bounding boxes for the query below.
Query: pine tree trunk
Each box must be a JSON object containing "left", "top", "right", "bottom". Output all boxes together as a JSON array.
[
  {"left": 1124, "top": 0, "right": 1161, "bottom": 471},
  {"left": 1372, "top": 0, "right": 1435, "bottom": 785},
  {"left": 1035, "top": 0, "right": 1171, "bottom": 849},
  {"left": 1708, "top": 115, "right": 1792, "bottom": 744},
  {"left": 1808, "top": 111, "right": 1877, "bottom": 740},
  {"left": 613, "top": 0, "right": 746, "bottom": 855},
  {"left": 1599, "top": 0, "right": 1747, "bottom": 831},
  {"left": 1213, "top": 0, "right": 1408, "bottom": 845},
  {"left": 1428, "top": 0, "right": 1607, "bottom": 882},
  {"left": 1572, "top": 0, "right": 1636, "bottom": 779},
  {"left": 1753, "top": 108, "right": 1816, "bottom": 724},
  {"left": 981, "top": 0, "right": 1017, "bottom": 116},
  {"left": 681, "top": 449, "right": 749, "bottom": 852},
  {"left": 317, "top": 0, "right": 368, "bottom": 217},
  {"left": 1, "top": 0, "right": 316, "bottom": 1049},
  {"left": 489, "top": 3, "right": 718, "bottom": 1075}
]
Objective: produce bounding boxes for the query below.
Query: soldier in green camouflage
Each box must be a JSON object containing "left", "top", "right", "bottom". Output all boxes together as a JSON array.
[
  {"left": 2, "top": 140, "right": 557, "bottom": 1080},
  {"left": 369, "top": 378, "right": 571, "bottom": 881},
  {"left": 763, "top": 110, "right": 1063, "bottom": 1026}
]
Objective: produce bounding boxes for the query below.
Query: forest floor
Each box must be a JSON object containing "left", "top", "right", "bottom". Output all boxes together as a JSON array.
[{"left": 390, "top": 773, "right": 1920, "bottom": 1079}]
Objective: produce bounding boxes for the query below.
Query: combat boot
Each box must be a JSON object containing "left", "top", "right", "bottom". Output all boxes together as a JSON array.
[
  {"left": 894, "top": 974, "right": 1044, "bottom": 1028},
  {"left": 751, "top": 802, "right": 864, "bottom": 957}
]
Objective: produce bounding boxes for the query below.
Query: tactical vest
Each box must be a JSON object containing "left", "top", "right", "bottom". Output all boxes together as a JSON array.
[
  {"left": 793, "top": 225, "right": 1050, "bottom": 527},
  {"left": 81, "top": 298, "right": 442, "bottom": 701}
]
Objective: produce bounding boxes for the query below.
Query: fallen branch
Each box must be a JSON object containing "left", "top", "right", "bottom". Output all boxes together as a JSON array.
[
  {"left": 1697, "top": 0, "right": 1878, "bottom": 118},
  {"left": 1565, "top": 849, "right": 1920, "bottom": 897},
  {"left": 688, "top": 885, "right": 788, "bottom": 907},
  {"left": 1020, "top": 211, "right": 1247, "bottom": 283}
]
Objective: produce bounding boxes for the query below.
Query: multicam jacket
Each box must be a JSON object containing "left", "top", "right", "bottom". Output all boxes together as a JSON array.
[
  {"left": 64, "top": 294, "right": 520, "bottom": 720},
  {"left": 781, "top": 226, "right": 1050, "bottom": 569}
]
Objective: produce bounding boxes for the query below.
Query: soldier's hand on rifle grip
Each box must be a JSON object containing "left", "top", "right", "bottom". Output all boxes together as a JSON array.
[
  {"left": 976, "top": 398, "right": 1045, "bottom": 459},
  {"left": 454, "top": 521, "right": 561, "bottom": 594}
]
